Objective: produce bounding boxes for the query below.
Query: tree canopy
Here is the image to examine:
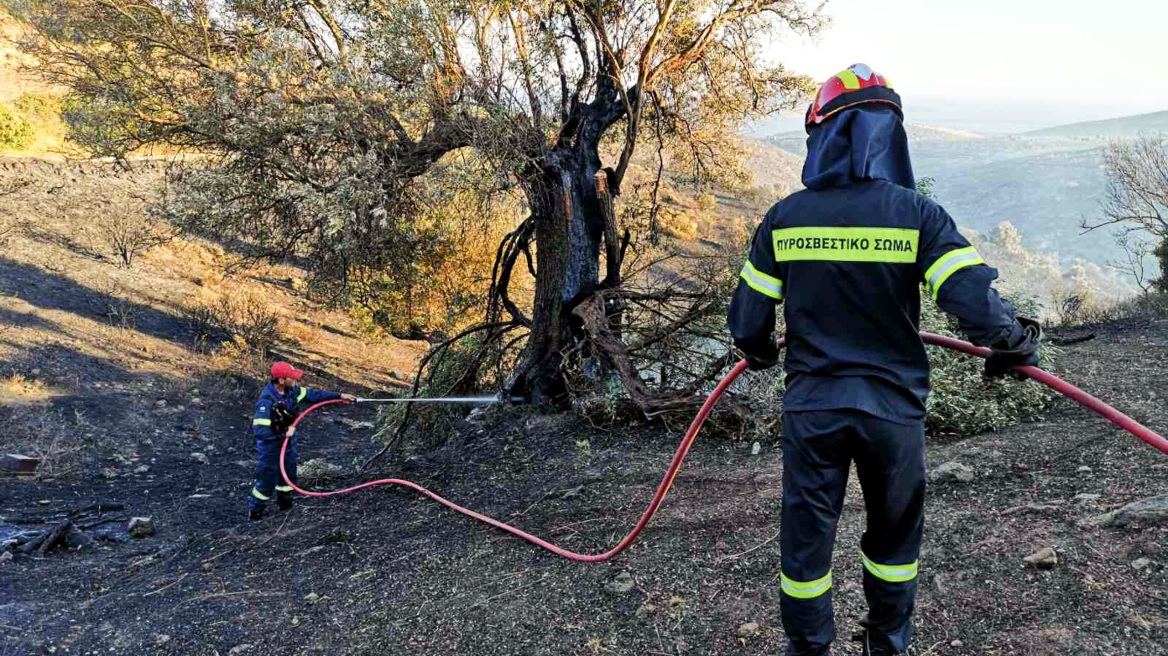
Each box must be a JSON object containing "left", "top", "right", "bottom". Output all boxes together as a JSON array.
[{"left": 6, "top": 0, "right": 824, "bottom": 407}]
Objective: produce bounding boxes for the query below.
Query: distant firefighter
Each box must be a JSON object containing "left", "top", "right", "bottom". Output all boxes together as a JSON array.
[{"left": 248, "top": 361, "right": 355, "bottom": 521}]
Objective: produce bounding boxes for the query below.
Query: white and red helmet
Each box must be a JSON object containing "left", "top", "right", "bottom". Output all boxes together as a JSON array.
[{"left": 805, "top": 63, "right": 903, "bottom": 133}]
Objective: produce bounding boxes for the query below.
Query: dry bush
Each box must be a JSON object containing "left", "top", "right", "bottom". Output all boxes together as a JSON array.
[
  {"left": 95, "top": 286, "right": 139, "bottom": 331},
  {"left": 1051, "top": 290, "right": 1168, "bottom": 329},
  {"left": 0, "top": 406, "right": 83, "bottom": 480},
  {"left": 97, "top": 211, "right": 173, "bottom": 268},
  {"left": 185, "top": 292, "right": 282, "bottom": 357},
  {"left": 657, "top": 207, "right": 700, "bottom": 240}
]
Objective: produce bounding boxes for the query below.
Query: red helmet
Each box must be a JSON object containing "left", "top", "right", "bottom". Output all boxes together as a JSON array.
[{"left": 805, "top": 63, "right": 902, "bottom": 133}]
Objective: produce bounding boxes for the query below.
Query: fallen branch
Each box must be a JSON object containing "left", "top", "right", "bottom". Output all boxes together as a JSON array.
[{"left": 573, "top": 294, "right": 730, "bottom": 417}]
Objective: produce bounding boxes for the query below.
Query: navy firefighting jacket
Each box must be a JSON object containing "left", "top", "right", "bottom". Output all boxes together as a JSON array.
[
  {"left": 252, "top": 382, "right": 341, "bottom": 440},
  {"left": 728, "top": 105, "right": 1025, "bottom": 424}
]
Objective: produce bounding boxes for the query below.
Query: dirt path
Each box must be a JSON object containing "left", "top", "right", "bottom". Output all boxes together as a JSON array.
[{"left": 3, "top": 318, "right": 1167, "bottom": 655}]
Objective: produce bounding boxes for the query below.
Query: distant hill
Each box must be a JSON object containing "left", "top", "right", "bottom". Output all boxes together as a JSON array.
[
  {"left": 742, "top": 137, "right": 804, "bottom": 194},
  {"left": 766, "top": 123, "right": 983, "bottom": 155},
  {"left": 1027, "top": 110, "right": 1168, "bottom": 138}
]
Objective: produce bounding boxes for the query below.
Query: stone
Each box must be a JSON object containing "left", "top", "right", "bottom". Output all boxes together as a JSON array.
[
  {"left": 1077, "top": 465, "right": 1092, "bottom": 473},
  {"left": 227, "top": 645, "right": 254, "bottom": 655},
  {"left": 1024, "top": 546, "right": 1058, "bottom": 569},
  {"left": 737, "top": 622, "right": 760, "bottom": 639},
  {"left": 0, "top": 551, "right": 13, "bottom": 564},
  {"left": 1, "top": 454, "right": 39, "bottom": 476},
  {"left": 128, "top": 517, "right": 155, "bottom": 538},
  {"left": 750, "top": 442, "right": 761, "bottom": 456},
  {"left": 605, "top": 571, "right": 634, "bottom": 594},
  {"left": 100, "top": 467, "right": 118, "bottom": 479},
  {"left": 1073, "top": 493, "right": 1101, "bottom": 508},
  {"left": 191, "top": 452, "right": 209, "bottom": 465},
  {"left": 191, "top": 397, "right": 203, "bottom": 406},
  {"left": 1081, "top": 495, "right": 1168, "bottom": 529},
  {"left": 951, "top": 639, "right": 964, "bottom": 648},
  {"left": 134, "top": 465, "right": 150, "bottom": 474},
  {"left": 154, "top": 635, "right": 171, "bottom": 646},
  {"left": 1131, "top": 557, "right": 1152, "bottom": 571},
  {"left": 155, "top": 399, "right": 167, "bottom": 408},
  {"left": 931, "top": 462, "right": 974, "bottom": 484},
  {"left": 304, "top": 592, "right": 322, "bottom": 604}
]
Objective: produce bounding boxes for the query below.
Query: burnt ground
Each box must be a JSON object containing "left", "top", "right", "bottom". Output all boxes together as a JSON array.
[
  {"left": 0, "top": 158, "right": 1166, "bottom": 655},
  {"left": 2, "top": 316, "right": 1167, "bottom": 656}
]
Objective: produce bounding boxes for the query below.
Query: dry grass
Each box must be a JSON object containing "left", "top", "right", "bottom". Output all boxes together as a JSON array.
[{"left": 0, "top": 372, "right": 56, "bottom": 403}]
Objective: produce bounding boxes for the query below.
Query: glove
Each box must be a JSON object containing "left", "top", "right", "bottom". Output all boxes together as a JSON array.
[
  {"left": 984, "top": 316, "right": 1042, "bottom": 379},
  {"left": 744, "top": 344, "right": 780, "bottom": 371}
]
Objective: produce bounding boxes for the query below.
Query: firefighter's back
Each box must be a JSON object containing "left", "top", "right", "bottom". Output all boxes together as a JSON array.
[{"left": 772, "top": 178, "right": 932, "bottom": 423}]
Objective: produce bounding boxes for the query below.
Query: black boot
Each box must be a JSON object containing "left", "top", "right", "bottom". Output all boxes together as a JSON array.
[
  {"left": 248, "top": 507, "right": 266, "bottom": 521},
  {"left": 277, "top": 493, "right": 294, "bottom": 511},
  {"left": 855, "top": 629, "right": 909, "bottom": 656}
]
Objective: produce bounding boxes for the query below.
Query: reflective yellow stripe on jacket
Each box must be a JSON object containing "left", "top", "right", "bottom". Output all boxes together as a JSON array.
[{"left": 924, "top": 246, "right": 985, "bottom": 300}]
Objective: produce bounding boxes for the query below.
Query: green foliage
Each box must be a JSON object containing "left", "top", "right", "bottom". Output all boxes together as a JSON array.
[
  {"left": 915, "top": 176, "right": 936, "bottom": 200},
  {"left": 922, "top": 294, "right": 1055, "bottom": 436},
  {"left": 0, "top": 103, "right": 34, "bottom": 150},
  {"left": 12, "top": 92, "right": 60, "bottom": 125},
  {"left": 1154, "top": 239, "right": 1168, "bottom": 293}
]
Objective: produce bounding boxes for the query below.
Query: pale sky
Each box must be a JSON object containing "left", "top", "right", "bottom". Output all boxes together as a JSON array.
[{"left": 757, "top": 0, "right": 1168, "bottom": 133}]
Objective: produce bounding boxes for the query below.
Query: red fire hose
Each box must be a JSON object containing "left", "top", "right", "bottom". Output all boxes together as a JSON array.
[{"left": 279, "top": 331, "right": 1168, "bottom": 563}]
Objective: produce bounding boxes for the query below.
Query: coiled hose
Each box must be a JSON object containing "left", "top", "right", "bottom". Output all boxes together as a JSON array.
[{"left": 279, "top": 332, "right": 1167, "bottom": 563}]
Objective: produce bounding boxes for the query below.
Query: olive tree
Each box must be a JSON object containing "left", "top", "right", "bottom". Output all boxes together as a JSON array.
[{"left": 6, "top": 0, "right": 823, "bottom": 407}]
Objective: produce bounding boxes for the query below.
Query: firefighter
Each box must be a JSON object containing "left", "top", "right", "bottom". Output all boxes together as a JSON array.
[
  {"left": 728, "top": 64, "right": 1041, "bottom": 656},
  {"left": 249, "top": 361, "right": 355, "bottom": 520}
]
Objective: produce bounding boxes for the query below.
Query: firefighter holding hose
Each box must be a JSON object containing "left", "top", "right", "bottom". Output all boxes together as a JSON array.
[
  {"left": 728, "top": 64, "right": 1041, "bottom": 656},
  {"left": 248, "top": 362, "right": 356, "bottom": 520}
]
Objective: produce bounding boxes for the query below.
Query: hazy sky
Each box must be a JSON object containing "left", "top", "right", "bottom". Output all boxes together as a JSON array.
[{"left": 754, "top": 0, "right": 1168, "bottom": 134}]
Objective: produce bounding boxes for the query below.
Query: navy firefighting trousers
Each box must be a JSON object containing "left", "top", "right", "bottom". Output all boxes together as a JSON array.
[
  {"left": 779, "top": 409, "right": 925, "bottom": 656},
  {"left": 249, "top": 434, "right": 299, "bottom": 512}
]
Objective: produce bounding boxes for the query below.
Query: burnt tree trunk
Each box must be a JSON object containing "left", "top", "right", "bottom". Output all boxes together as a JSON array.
[{"left": 511, "top": 140, "right": 610, "bottom": 407}]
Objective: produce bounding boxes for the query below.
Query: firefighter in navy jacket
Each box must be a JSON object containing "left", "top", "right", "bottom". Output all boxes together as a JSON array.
[
  {"left": 249, "top": 361, "right": 355, "bottom": 520},
  {"left": 728, "top": 64, "right": 1041, "bottom": 656}
]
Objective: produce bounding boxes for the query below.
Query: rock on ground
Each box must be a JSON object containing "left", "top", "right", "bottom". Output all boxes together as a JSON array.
[
  {"left": 128, "top": 517, "right": 155, "bottom": 538},
  {"left": 1081, "top": 495, "right": 1168, "bottom": 528},
  {"left": 1024, "top": 546, "right": 1059, "bottom": 569},
  {"left": 737, "top": 622, "right": 760, "bottom": 639},
  {"left": 930, "top": 461, "right": 974, "bottom": 483}
]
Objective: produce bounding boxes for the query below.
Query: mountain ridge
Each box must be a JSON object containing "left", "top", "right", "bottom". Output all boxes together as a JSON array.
[{"left": 1027, "top": 109, "right": 1168, "bottom": 138}]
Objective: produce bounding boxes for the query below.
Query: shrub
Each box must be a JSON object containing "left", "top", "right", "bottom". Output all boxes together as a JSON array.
[
  {"left": 185, "top": 292, "right": 282, "bottom": 357},
  {"left": 97, "top": 212, "right": 172, "bottom": 267},
  {"left": 922, "top": 294, "right": 1056, "bottom": 436},
  {"left": 0, "top": 103, "right": 34, "bottom": 151}
]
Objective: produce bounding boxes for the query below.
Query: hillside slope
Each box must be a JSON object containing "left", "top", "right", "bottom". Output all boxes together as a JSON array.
[
  {"left": 1027, "top": 110, "right": 1168, "bottom": 139},
  {"left": 3, "top": 191, "right": 1167, "bottom": 656}
]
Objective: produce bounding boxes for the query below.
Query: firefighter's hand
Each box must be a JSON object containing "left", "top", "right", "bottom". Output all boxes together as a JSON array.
[
  {"left": 745, "top": 348, "right": 780, "bottom": 372},
  {"left": 985, "top": 317, "right": 1041, "bottom": 379},
  {"left": 285, "top": 425, "right": 296, "bottom": 438},
  {"left": 340, "top": 393, "right": 357, "bottom": 403}
]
